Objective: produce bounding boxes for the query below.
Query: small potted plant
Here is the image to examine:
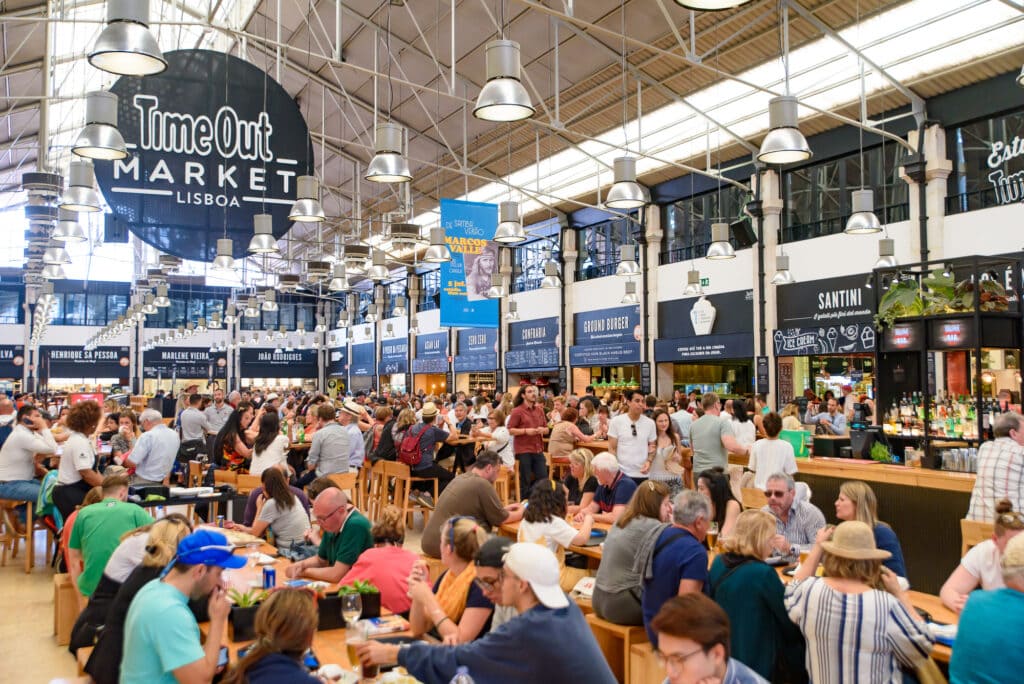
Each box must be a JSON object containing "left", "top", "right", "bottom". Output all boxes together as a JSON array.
[
  {"left": 339, "top": 580, "right": 381, "bottom": 618},
  {"left": 315, "top": 585, "right": 345, "bottom": 631},
  {"left": 227, "top": 588, "right": 268, "bottom": 641}
]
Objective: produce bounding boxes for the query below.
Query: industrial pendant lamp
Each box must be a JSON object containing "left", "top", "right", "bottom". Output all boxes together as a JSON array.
[
  {"left": 615, "top": 244, "right": 641, "bottom": 277},
  {"left": 367, "top": 250, "right": 390, "bottom": 281},
  {"left": 73, "top": 91, "right": 128, "bottom": 160},
  {"left": 40, "top": 264, "right": 67, "bottom": 280},
  {"left": 243, "top": 296, "right": 260, "bottom": 318},
  {"left": 392, "top": 296, "right": 407, "bottom": 317},
  {"left": 344, "top": 244, "right": 370, "bottom": 273},
  {"left": 474, "top": 40, "right": 534, "bottom": 122},
  {"left": 845, "top": 189, "right": 882, "bottom": 234},
  {"left": 771, "top": 254, "right": 795, "bottom": 285},
  {"left": 88, "top": 0, "right": 167, "bottom": 76},
  {"left": 261, "top": 290, "right": 279, "bottom": 312},
  {"left": 874, "top": 237, "right": 897, "bottom": 268},
  {"left": 153, "top": 283, "right": 171, "bottom": 307},
  {"left": 706, "top": 223, "right": 736, "bottom": 259},
  {"left": 621, "top": 280, "right": 640, "bottom": 304},
  {"left": 540, "top": 260, "right": 562, "bottom": 289},
  {"left": 757, "top": 8, "right": 810, "bottom": 164},
  {"left": 211, "top": 238, "right": 235, "bottom": 271},
  {"left": 327, "top": 264, "right": 349, "bottom": 292},
  {"left": 365, "top": 304, "right": 379, "bottom": 323},
  {"left": 493, "top": 201, "right": 526, "bottom": 244},
  {"left": 52, "top": 209, "right": 87, "bottom": 242},
  {"left": 60, "top": 159, "right": 103, "bottom": 212},
  {"left": 141, "top": 294, "right": 157, "bottom": 314},
  {"left": 505, "top": 300, "right": 519, "bottom": 321},
  {"left": 1017, "top": 65, "right": 1024, "bottom": 88},
  {"left": 223, "top": 303, "right": 237, "bottom": 324},
  {"left": 409, "top": 314, "right": 419, "bottom": 333},
  {"left": 673, "top": 0, "right": 753, "bottom": 9},
  {"left": 43, "top": 243, "right": 71, "bottom": 265},
  {"left": 314, "top": 315, "right": 327, "bottom": 333},
  {"left": 423, "top": 227, "right": 452, "bottom": 263},
  {"left": 365, "top": 123, "right": 412, "bottom": 183},
  {"left": 605, "top": 157, "right": 649, "bottom": 209},
  {"left": 248, "top": 214, "right": 279, "bottom": 253},
  {"left": 486, "top": 273, "right": 506, "bottom": 299},
  {"left": 683, "top": 269, "right": 703, "bottom": 296},
  {"left": 288, "top": 176, "right": 326, "bottom": 222}
]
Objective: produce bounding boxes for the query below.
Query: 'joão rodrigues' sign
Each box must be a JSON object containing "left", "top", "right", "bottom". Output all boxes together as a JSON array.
[{"left": 95, "top": 50, "right": 314, "bottom": 262}]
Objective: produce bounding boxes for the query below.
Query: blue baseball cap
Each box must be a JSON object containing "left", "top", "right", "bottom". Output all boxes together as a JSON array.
[{"left": 173, "top": 529, "right": 247, "bottom": 570}]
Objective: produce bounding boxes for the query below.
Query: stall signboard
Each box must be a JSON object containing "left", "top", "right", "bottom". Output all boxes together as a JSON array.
[
  {"left": 655, "top": 334, "right": 755, "bottom": 363},
  {"left": 640, "top": 362, "right": 651, "bottom": 395},
  {"left": 439, "top": 199, "right": 500, "bottom": 329},
  {"left": 238, "top": 348, "right": 317, "bottom": 378},
  {"left": 380, "top": 340, "right": 409, "bottom": 375},
  {"left": 882, "top": 321, "right": 924, "bottom": 352},
  {"left": 455, "top": 328, "right": 497, "bottom": 372},
  {"left": 326, "top": 347, "right": 347, "bottom": 377},
  {"left": 506, "top": 317, "right": 560, "bottom": 370},
  {"left": 350, "top": 343, "right": 376, "bottom": 377},
  {"left": 0, "top": 345, "right": 24, "bottom": 378},
  {"left": 775, "top": 275, "right": 876, "bottom": 356},
  {"left": 929, "top": 319, "right": 977, "bottom": 350},
  {"left": 756, "top": 356, "right": 770, "bottom": 395},
  {"left": 658, "top": 290, "right": 754, "bottom": 339},
  {"left": 413, "top": 332, "right": 450, "bottom": 374},
  {"left": 569, "top": 306, "right": 641, "bottom": 367},
  {"left": 143, "top": 347, "right": 226, "bottom": 379},
  {"left": 95, "top": 50, "right": 312, "bottom": 263},
  {"left": 41, "top": 346, "right": 130, "bottom": 378}
]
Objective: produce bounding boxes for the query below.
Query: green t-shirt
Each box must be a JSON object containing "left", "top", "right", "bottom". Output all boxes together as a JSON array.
[
  {"left": 68, "top": 498, "right": 154, "bottom": 596},
  {"left": 318, "top": 508, "right": 373, "bottom": 566}
]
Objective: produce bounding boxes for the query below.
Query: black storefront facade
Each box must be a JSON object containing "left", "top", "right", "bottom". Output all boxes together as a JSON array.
[
  {"left": 774, "top": 274, "right": 878, "bottom": 406},
  {"left": 0, "top": 345, "right": 25, "bottom": 392},
  {"left": 142, "top": 347, "right": 227, "bottom": 392},
  {"left": 412, "top": 332, "right": 450, "bottom": 396},
  {"left": 568, "top": 306, "right": 642, "bottom": 395},
  {"left": 379, "top": 339, "right": 409, "bottom": 394},
  {"left": 39, "top": 346, "right": 131, "bottom": 391},
  {"left": 237, "top": 348, "right": 318, "bottom": 389},
  {"left": 505, "top": 317, "right": 561, "bottom": 392},
  {"left": 349, "top": 342, "right": 376, "bottom": 393},
  {"left": 654, "top": 290, "right": 755, "bottom": 400}
]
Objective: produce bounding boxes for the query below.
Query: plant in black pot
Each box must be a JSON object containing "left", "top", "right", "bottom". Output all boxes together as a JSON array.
[
  {"left": 227, "top": 588, "right": 268, "bottom": 642},
  {"left": 340, "top": 580, "right": 381, "bottom": 619},
  {"left": 315, "top": 586, "right": 345, "bottom": 631}
]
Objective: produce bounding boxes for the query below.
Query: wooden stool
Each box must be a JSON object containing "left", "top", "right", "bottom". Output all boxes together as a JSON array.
[
  {"left": 76, "top": 646, "right": 94, "bottom": 675},
  {"left": 1, "top": 499, "right": 36, "bottom": 573},
  {"left": 629, "top": 642, "right": 663, "bottom": 684},
  {"left": 740, "top": 487, "right": 768, "bottom": 510},
  {"left": 378, "top": 461, "right": 437, "bottom": 529},
  {"left": 235, "top": 474, "right": 261, "bottom": 495},
  {"left": 365, "top": 461, "right": 388, "bottom": 520},
  {"left": 54, "top": 573, "right": 81, "bottom": 646},
  {"left": 961, "top": 518, "right": 994, "bottom": 556},
  {"left": 327, "top": 472, "right": 358, "bottom": 499},
  {"left": 585, "top": 613, "right": 649, "bottom": 683}
]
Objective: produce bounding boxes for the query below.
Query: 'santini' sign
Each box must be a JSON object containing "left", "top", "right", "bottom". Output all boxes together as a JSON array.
[{"left": 95, "top": 49, "right": 313, "bottom": 262}]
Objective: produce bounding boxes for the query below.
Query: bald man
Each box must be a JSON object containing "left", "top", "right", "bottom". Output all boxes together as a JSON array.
[
  {"left": 0, "top": 396, "right": 15, "bottom": 448},
  {"left": 284, "top": 488, "right": 373, "bottom": 584}
]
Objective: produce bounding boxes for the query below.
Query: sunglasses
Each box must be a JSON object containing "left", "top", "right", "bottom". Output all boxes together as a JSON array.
[
  {"left": 631, "top": 423, "right": 637, "bottom": 437},
  {"left": 766, "top": 490, "right": 789, "bottom": 498}
]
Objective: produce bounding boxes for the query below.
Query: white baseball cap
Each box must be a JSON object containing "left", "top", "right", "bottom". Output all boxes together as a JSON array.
[
  {"left": 503, "top": 543, "right": 568, "bottom": 609},
  {"left": 265, "top": 393, "right": 279, "bottom": 401}
]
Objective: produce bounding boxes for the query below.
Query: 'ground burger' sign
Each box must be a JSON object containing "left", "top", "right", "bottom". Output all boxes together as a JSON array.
[{"left": 95, "top": 49, "right": 313, "bottom": 262}]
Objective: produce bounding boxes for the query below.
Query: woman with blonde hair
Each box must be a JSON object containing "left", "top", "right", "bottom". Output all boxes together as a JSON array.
[
  {"left": 222, "top": 589, "right": 320, "bottom": 684},
  {"left": 565, "top": 448, "right": 598, "bottom": 515},
  {"left": 471, "top": 408, "right": 512, "bottom": 467},
  {"left": 344, "top": 505, "right": 419, "bottom": 614},
  {"left": 85, "top": 515, "right": 194, "bottom": 684},
  {"left": 408, "top": 516, "right": 492, "bottom": 644},
  {"left": 835, "top": 480, "right": 906, "bottom": 577},
  {"left": 708, "top": 510, "right": 806, "bottom": 680},
  {"left": 780, "top": 403, "right": 803, "bottom": 431}
]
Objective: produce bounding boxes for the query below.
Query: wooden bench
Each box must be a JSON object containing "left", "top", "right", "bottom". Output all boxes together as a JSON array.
[
  {"left": 54, "top": 573, "right": 81, "bottom": 646},
  {"left": 585, "top": 612, "right": 649, "bottom": 683},
  {"left": 629, "top": 642, "right": 663, "bottom": 684}
]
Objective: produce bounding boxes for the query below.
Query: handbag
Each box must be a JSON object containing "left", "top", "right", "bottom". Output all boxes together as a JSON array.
[{"left": 176, "top": 439, "right": 206, "bottom": 463}]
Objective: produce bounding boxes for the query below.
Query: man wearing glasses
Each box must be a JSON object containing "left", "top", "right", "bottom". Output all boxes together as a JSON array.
[
  {"left": 472, "top": 536, "right": 518, "bottom": 632},
  {"left": 649, "top": 593, "right": 767, "bottom": 684},
  {"left": 285, "top": 488, "right": 373, "bottom": 584},
  {"left": 357, "top": 543, "right": 616, "bottom": 683},
  {"left": 608, "top": 389, "right": 657, "bottom": 485},
  {"left": 762, "top": 472, "right": 826, "bottom": 556}
]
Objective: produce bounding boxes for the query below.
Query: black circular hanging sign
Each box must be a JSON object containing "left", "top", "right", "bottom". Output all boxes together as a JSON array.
[{"left": 94, "top": 49, "right": 314, "bottom": 262}]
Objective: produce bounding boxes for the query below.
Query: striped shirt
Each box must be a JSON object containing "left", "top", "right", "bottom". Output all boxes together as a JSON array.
[
  {"left": 784, "top": 578, "right": 933, "bottom": 684},
  {"left": 967, "top": 437, "right": 1024, "bottom": 522},
  {"left": 763, "top": 500, "right": 826, "bottom": 548}
]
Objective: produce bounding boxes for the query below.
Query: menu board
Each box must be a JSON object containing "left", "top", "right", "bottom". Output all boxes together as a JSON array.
[{"left": 505, "top": 346, "right": 559, "bottom": 371}]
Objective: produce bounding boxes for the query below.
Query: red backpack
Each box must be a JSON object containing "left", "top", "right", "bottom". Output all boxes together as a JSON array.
[{"left": 397, "top": 424, "right": 424, "bottom": 466}]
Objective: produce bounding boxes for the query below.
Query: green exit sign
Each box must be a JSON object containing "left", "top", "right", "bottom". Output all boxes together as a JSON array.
[{"left": 700, "top": 277, "right": 710, "bottom": 286}]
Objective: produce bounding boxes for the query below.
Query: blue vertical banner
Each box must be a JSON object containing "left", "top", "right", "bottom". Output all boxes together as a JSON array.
[{"left": 440, "top": 198, "right": 499, "bottom": 328}]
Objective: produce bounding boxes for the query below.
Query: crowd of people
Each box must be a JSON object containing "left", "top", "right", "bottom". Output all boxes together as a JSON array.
[{"left": 3, "top": 381, "right": 1024, "bottom": 683}]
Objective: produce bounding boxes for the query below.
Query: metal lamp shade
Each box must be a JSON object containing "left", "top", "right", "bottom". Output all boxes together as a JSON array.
[
  {"left": 844, "top": 189, "right": 882, "bottom": 234},
  {"left": 60, "top": 160, "right": 102, "bottom": 212},
  {"left": 153, "top": 283, "right": 171, "bottom": 307},
  {"left": 683, "top": 269, "right": 703, "bottom": 295},
  {"left": 53, "top": 208, "right": 87, "bottom": 242},
  {"left": 88, "top": 0, "right": 166, "bottom": 76},
  {"left": 494, "top": 201, "right": 526, "bottom": 243},
  {"left": 314, "top": 315, "right": 327, "bottom": 332},
  {"left": 1018, "top": 65, "right": 1024, "bottom": 88},
  {"left": 757, "top": 96, "right": 811, "bottom": 165},
  {"left": 540, "top": 261, "right": 562, "bottom": 289},
  {"left": 243, "top": 296, "right": 260, "bottom": 318},
  {"left": 621, "top": 280, "right": 640, "bottom": 304},
  {"left": 327, "top": 264, "right": 349, "bottom": 292},
  {"left": 249, "top": 214, "right": 279, "bottom": 253},
  {"left": 288, "top": 176, "right": 325, "bottom": 222},
  {"left": 344, "top": 244, "right": 370, "bottom": 273},
  {"left": 367, "top": 250, "right": 390, "bottom": 281},
  {"left": 365, "top": 304, "right": 379, "bottom": 323},
  {"left": 211, "top": 238, "right": 235, "bottom": 271},
  {"left": 261, "top": 290, "right": 279, "bottom": 312},
  {"left": 40, "top": 264, "right": 66, "bottom": 280},
  {"left": 73, "top": 91, "right": 127, "bottom": 160},
  {"left": 43, "top": 245, "right": 71, "bottom": 265},
  {"left": 423, "top": 227, "right": 452, "bottom": 263},
  {"left": 673, "top": 0, "right": 753, "bottom": 9},
  {"left": 505, "top": 300, "right": 519, "bottom": 321},
  {"left": 365, "top": 123, "right": 411, "bottom": 183},
  {"left": 874, "top": 238, "right": 897, "bottom": 268},
  {"left": 392, "top": 296, "right": 407, "bottom": 317},
  {"left": 605, "top": 157, "right": 649, "bottom": 209},
  {"left": 474, "top": 40, "right": 534, "bottom": 122},
  {"left": 409, "top": 315, "right": 420, "bottom": 333},
  {"left": 771, "top": 255, "right": 795, "bottom": 285},
  {"left": 223, "top": 304, "right": 237, "bottom": 323},
  {"left": 142, "top": 294, "right": 157, "bottom": 314},
  {"left": 706, "top": 223, "right": 736, "bottom": 259},
  {"left": 486, "top": 273, "right": 506, "bottom": 299},
  {"left": 391, "top": 223, "right": 425, "bottom": 246},
  {"left": 615, "top": 244, "right": 641, "bottom": 277}
]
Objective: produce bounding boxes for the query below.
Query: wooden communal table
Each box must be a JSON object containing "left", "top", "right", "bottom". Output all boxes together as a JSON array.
[
  {"left": 577, "top": 440, "right": 610, "bottom": 453},
  {"left": 498, "top": 518, "right": 609, "bottom": 564}
]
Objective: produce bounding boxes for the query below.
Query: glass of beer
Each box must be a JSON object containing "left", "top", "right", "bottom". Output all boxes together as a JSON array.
[
  {"left": 706, "top": 522, "right": 719, "bottom": 551},
  {"left": 346, "top": 622, "right": 379, "bottom": 679}
]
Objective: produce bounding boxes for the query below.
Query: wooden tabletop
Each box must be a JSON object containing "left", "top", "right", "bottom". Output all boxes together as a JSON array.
[
  {"left": 498, "top": 518, "right": 610, "bottom": 560},
  {"left": 576, "top": 440, "right": 610, "bottom": 452}
]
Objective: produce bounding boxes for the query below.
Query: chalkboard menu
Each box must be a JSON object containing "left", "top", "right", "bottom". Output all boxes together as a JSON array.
[
  {"left": 505, "top": 346, "right": 559, "bottom": 371},
  {"left": 506, "top": 316, "right": 560, "bottom": 370},
  {"left": 641, "top": 362, "right": 651, "bottom": 395},
  {"left": 412, "top": 357, "right": 450, "bottom": 374}
]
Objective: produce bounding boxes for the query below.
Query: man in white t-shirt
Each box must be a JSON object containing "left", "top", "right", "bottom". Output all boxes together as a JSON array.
[
  {"left": 607, "top": 390, "right": 657, "bottom": 483},
  {"left": 747, "top": 412, "right": 798, "bottom": 490}
]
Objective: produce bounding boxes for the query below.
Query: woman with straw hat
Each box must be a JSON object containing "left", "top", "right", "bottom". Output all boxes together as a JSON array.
[{"left": 784, "top": 521, "right": 934, "bottom": 684}]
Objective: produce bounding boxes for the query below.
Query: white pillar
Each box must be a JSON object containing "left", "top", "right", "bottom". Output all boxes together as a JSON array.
[
  {"left": 901, "top": 124, "right": 953, "bottom": 264},
  {"left": 562, "top": 228, "right": 578, "bottom": 389},
  {"left": 756, "top": 168, "right": 785, "bottom": 410},
  {"left": 644, "top": 207, "right": 663, "bottom": 396}
]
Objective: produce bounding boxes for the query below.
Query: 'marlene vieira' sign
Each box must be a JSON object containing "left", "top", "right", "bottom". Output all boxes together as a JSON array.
[{"left": 95, "top": 49, "right": 314, "bottom": 262}]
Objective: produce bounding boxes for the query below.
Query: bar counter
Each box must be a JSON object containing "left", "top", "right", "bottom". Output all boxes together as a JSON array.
[{"left": 728, "top": 453, "right": 974, "bottom": 594}]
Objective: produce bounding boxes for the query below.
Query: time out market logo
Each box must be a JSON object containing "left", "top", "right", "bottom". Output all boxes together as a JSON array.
[{"left": 95, "top": 49, "right": 313, "bottom": 263}]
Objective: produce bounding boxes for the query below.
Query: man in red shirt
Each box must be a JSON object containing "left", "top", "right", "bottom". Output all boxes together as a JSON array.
[{"left": 507, "top": 384, "right": 549, "bottom": 499}]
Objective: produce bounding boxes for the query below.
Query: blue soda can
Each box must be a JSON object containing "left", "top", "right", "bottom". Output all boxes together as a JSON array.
[
  {"left": 216, "top": 515, "right": 225, "bottom": 528},
  {"left": 262, "top": 566, "right": 276, "bottom": 590}
]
